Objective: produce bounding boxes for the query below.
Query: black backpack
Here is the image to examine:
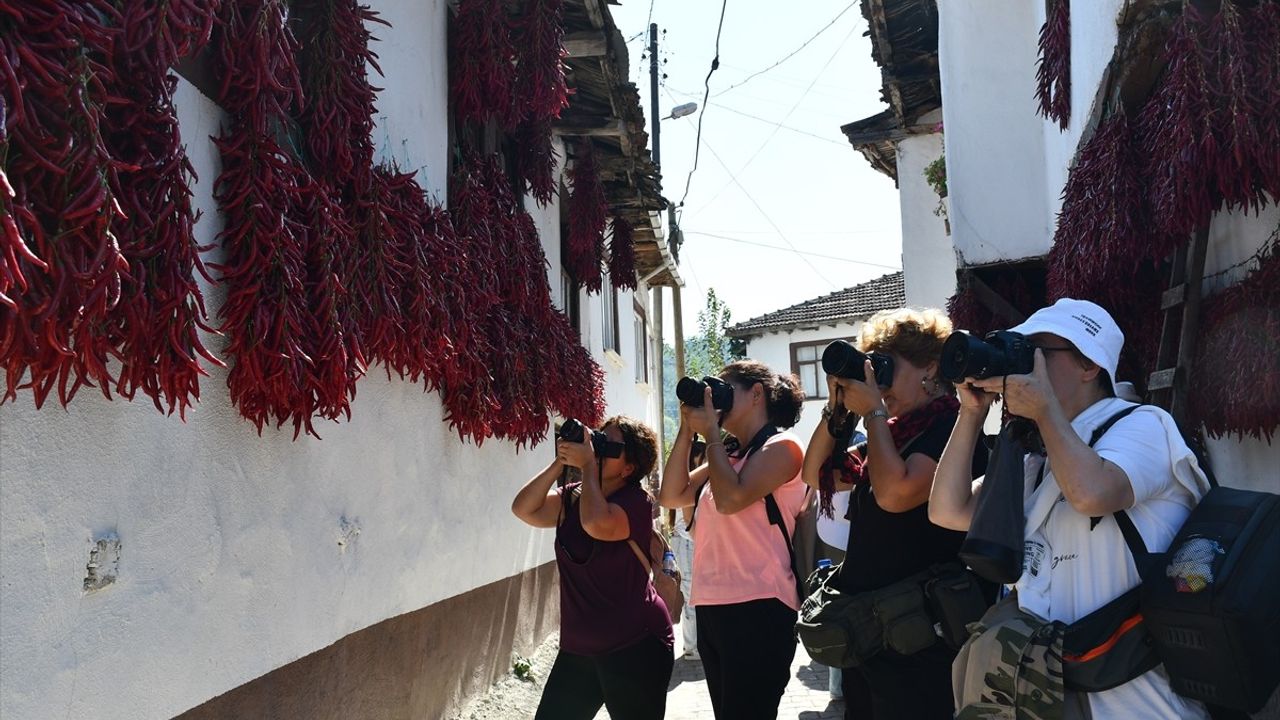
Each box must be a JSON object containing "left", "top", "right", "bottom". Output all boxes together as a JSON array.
[
  {"left": 1081, "top": 406, "right": 1280, "bottom": 713},
  {"left": 1137, "top": 485, "right": 1280, "bottom": 713}
]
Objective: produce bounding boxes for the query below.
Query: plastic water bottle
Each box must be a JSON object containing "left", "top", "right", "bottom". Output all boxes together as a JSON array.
[
  {"left": 661, "top": 550, "right": 679, "bottom": 579},
  {"left": 816, "top": 558, "right": 833, "bottom": 570}
]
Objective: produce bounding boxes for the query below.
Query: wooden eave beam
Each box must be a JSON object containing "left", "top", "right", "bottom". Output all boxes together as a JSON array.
[{"left": 564, "top": 31, "right": 607, "bottom": 57}]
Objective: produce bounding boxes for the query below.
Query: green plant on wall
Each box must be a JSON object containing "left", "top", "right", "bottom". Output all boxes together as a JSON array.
[
  {"left": 923, "top": 153, "right": 950, "bottom": 234},
  {"left": 924, "top": 155, "right": 947, "bottom": 197}
]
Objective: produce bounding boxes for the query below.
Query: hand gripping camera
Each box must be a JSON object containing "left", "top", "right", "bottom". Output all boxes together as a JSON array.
[
  {"left": 821, "top": 340, "right": 895, "bottom": 387},
  {"left": 558, "top": 418, "right": 624, "bottom": 458},
  {"left": 939, "top": 330, "right": 1036, "bottom": 384},
  {"left": 675, "top": 375, "right": 735, "bottom": 411}
]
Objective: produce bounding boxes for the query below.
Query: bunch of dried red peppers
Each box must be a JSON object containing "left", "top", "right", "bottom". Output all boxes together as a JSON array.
[{"left": 2, "top": 0, "right": 623, "bottom": 442}]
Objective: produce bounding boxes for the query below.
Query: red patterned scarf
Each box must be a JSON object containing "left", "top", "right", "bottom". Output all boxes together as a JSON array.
[{"left": 818, "top": 394, "right": 960, "bottom": 517}]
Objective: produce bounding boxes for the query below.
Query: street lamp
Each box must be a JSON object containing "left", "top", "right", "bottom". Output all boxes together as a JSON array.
[{"left": 665, "top": 102, "right": 698, "bottom": 120}]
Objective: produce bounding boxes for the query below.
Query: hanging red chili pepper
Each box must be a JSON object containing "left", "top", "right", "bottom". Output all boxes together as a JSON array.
[
  {"left": 515, "top": 117, "right": 558, "bottom": 205},
  {"left": 105, "top": 0, "right": 224, "bottom": 419},
  {"left": 0, "top": 1, "right": 131, "bottom": 408},
  {"left": 213, "top": 0, "right": 321, "bottom": 437},
  {"left": 1190, "top": 238, "right": 1280, "bottom": 441},
  {"left": 565, "top": 139, "right": 606, "bottom": 292},
  {"left": 451, "top": 0, "right": 518, "bottom": 128},
  {"left": 1138, "top": 4, "right": 1220, "bottom": 236},
  {"left": 1035, "top": 0, "right": 1071, "bottom": 130},
  {"left": 609, "top": 215, "right": 637, "bottom": 291},
  {"left": 515, "top": 0, "right": 569, "bottom": 122}
]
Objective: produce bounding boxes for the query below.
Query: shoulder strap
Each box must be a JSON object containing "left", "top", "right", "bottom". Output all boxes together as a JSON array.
[
  {"left": 626, "top": 538, "right": 653, "bottom": 576},
  {"left": 1080, "top": 405, "right": 1149, "bottom": 561},
  {"left": 685, "top": 425, "right": 781, "bottom": 532},
  {"left": 765, "top": 487, "right": 809, "bottom": 605}
]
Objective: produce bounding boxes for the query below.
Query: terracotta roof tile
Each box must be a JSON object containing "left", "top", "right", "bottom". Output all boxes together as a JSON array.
[{"left": 727, "top": 271, "right": 905, "bottom": 336}]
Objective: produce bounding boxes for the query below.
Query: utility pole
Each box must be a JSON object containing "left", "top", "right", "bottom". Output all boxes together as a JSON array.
[{"left": 648, "top": 22, "right": 668, "bottom": 461}]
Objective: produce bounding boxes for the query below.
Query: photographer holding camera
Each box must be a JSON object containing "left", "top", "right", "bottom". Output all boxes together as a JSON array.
[
  {"left": 659, "top": 360, "right": 807, "bottom": 720},
  {"left": 930, "top": 299, "right": 1210, "bottom": 719},
  {"left": 800, "top": 307, "right": 989, "bottom": 720},
  {"left": 511, "top": 416, "right": 673, "bottom": 720}
]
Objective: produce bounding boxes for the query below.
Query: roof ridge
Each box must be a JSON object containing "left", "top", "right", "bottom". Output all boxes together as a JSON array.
[{"left": 727, "top": 271, "right": 905, "bottom": 336}]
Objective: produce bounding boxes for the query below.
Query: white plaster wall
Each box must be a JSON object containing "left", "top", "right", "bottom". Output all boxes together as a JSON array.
[
  {"left": 0, "top": 2, "right": 654, "bottom": 718},
  {"left": 938, "top": 1, "right": 1052, "bottom": 265},
  {"left": 897, "top": 131, "right": 957, "bottom": 309},
  {"left": 740, "top": 322, "right": 862, "bottom": 448}
]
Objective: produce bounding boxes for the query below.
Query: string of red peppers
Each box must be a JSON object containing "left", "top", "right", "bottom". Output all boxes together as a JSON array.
[
  {"left": 1044, "top": 0, "right": 1280, "bottom": 432},
  {"left": 451, "top": 0, "right": 518, "bottom": 128},
  {"left": 105, "top": 0, "right": 224, "bottom": 419},
  {"left": 1035, "top": 0, "right": 1071, "bottom": 130},
  {"left": 211, "top": 0, "right": 321, "bottom": 438},
  {"left": 513, "top": 0, "right": 568, "bottom": 203},
  {"left": 1190, "top": 236, "right": 1280, "bottom": 442},
  {"left": 1, "top": 2, "right": 132, "bottom": 408},
  {"left": 565, "top": 139, "right": 607, "bottom": 292},
  {"left": 609, "top": 215, "right": 637, "bottom": 291}
]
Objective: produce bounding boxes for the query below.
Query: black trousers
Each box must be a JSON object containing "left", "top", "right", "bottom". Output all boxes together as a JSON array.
[
  {"left": 534, "top": 634, "right": 673, "bottom": 720},
  {"left": 842, "top": 642, "right": 956, "bottom": 720},
  {"left": 696, "top": 598, "right": 798, "bottom": 720}
]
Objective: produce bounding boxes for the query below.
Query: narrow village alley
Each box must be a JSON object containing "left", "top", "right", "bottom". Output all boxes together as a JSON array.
[{"left": 450, "top": 633, "right": 845, "bottom": 720}]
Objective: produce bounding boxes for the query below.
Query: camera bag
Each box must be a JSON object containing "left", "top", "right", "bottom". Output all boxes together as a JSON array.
[
  {"left": 1056, "top": 405, "right": 1280, "bottom": 711},
  {"left": 1135, "top": 486, "right": 1280, "bottom": 712}
]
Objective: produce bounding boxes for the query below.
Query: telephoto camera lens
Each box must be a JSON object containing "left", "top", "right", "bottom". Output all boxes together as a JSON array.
[
  {"left": 557, "top": 419, "right": 623, "bottom": 458},
  {"left": 676, "top": 376, "right": 734, "bottom": 411},
  {"left": 821, "top": 340, "right": 895, "bottom": 387},
  {"left": 939, "top": 330, "right": 1035, "bottom": 384},
  {"left": 558, "top": 418, "right": 586, "bottom": 444}
]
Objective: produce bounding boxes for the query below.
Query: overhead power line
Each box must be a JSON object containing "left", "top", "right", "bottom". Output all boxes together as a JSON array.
[
  {"left": 694, "top": 22, "right": 858, "bottom": 213},
  {"left": 666, "top": 86, "right": 845, "bottom": 147},
  {"left": 697, "top": 138, "right": 839, "bottom": 288},
  {"left": 712, "top": 2, "right": 859, "bottom": 99},
  {"left": 684, "top": 231, "right": 902, "bottom": 270},
  {"left": 677, "top": 0, "right": 729, "bottom": 210}
]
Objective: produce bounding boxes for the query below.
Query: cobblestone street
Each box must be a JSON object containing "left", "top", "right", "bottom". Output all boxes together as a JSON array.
[{"left": 635, "top": 645, "right": 846, "bottom": 720}]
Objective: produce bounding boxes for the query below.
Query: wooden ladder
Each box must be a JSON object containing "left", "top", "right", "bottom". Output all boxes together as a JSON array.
[{"left": 1146, "top": 227, "right": 1211, "bottom": 429}]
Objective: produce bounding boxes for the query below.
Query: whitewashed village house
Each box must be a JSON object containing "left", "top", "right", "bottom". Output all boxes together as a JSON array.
[
  {"left": 726, "top": 272, "right": 904, "bottom": 445},
  {"left": 0, "top": 1, "right": 679, "bottom": 719}
]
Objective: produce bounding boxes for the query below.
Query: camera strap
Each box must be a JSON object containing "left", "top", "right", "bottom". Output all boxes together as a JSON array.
[{"left": 686, "top": 424, "right": 780, "bottom": 532}]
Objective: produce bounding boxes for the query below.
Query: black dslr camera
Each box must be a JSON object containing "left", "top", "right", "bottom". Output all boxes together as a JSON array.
[
  {"left": 939, "top": 330, "right": 1036, "bottom": 384},
  {"left": 676, "top": 376, "right": 735, "bottom": 411},
  {"left": 558, "top": 418, "right": 624, "bottom": 458},
  {"left": 821, "top": 340, "right": 895, "bottom": 387}
]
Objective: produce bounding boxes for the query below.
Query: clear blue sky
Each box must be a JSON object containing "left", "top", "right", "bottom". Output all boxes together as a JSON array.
[{"left": 609, "top": 0, "right": 905, "bottom": 334}]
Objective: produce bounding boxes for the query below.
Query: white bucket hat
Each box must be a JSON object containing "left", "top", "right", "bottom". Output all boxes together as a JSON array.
[{"left": 1008, "top": 298, "right": 1123, "bottom": 383}]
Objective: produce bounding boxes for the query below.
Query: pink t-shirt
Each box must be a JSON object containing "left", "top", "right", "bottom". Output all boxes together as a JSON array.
[{"left": 690, "top": 431, "right": 808, "bottom": 611}]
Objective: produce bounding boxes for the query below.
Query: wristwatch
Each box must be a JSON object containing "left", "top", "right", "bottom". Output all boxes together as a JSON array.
[
  {"left": 867, "top": 407, "right": 890, "bottom": 422},
  {"left": 820, "top": 404, "right": 836, "bottom": 421}
]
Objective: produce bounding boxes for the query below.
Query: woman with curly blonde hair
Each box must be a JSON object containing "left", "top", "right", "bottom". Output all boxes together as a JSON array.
[{"left": 801, "top": 308, "right": 990, "bottom": 720}]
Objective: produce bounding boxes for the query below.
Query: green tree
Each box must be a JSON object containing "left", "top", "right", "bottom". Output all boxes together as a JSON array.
[{"left": 661, "top": 288, "right": 744, "bottom": 459}]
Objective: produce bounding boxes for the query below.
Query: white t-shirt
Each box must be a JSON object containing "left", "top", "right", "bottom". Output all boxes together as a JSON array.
[{"left": 1014, "top": 398, "right": 1210, "bottom": 720}]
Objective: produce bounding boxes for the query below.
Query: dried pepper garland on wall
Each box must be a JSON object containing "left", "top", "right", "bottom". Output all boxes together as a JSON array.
[
  {"left": 106, "top": 0, "right": 223, "bottom": 419},
  {"left": 1035, "top": 0, "right": 1071, "bottom": 129},
  {"left": 451, "top": 0, "right": 518, "bottom": 128},
  {"left": 565, "top": 140, "right": 607, "bottom": 292},
  {"left": 1, "top": 2, "right": 131, "bottom": 408},
  {"left": 1190, "top": 239, "right": 1280, "bottom": 441},
  {"left": 512, "top": 0, "right": 569, "bottom": 202},
  {"left": 212, "top": 0, "right": 322, "bottom": 437},
  {"left": 1045, "top": 0, "right": 1280, "bottom": 432},
  {"left": 609, "top": 215, "right": 636, "bottom": 291}
]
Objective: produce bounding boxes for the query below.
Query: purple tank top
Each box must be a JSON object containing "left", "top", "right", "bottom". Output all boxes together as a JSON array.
[{"left": 555, "top": 482, "right": 674, "bottom": 656}]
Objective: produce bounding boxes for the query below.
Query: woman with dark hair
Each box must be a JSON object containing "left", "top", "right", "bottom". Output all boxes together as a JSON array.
[
  {"left": 511, "top": 415, "right": 673, "bottom": 720},
  {"left": 659, "top": 360, "right": 808, "bottom": 720},
  {"left": 801, "top": 308, "right": 989, "bottom": 720}
]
